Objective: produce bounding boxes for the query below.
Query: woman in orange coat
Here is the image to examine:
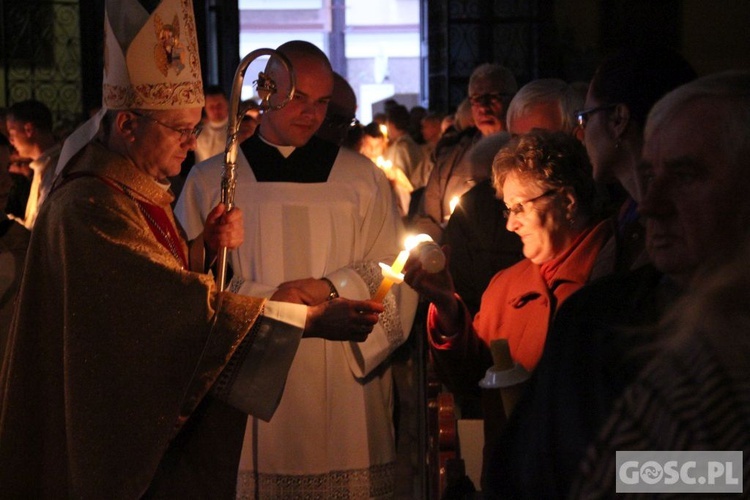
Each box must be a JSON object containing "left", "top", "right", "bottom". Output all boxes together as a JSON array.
[{"left": 404, "top": 130, "right": 614, "bottom": 390}]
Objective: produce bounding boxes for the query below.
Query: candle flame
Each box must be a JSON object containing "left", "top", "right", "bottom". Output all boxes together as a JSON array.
[
  {"left": 449, "top": 196, "right": 460, "bottom": 214},
  {"left": 375, "top": 156, "right": 392, "bottom": 170},
  {"left": 373, "top": 234, "right": 434, "bottom": 302},
  {"left": 404, "top": 233, "right": 433, "bottom": 251},
  {"left": 379, "top": 123, "right": 388, "bottom": 141}
]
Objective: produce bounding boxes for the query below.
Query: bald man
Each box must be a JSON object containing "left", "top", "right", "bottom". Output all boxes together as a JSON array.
[{"left": 176, "top": 40, "right": 417, "bottom": 498}]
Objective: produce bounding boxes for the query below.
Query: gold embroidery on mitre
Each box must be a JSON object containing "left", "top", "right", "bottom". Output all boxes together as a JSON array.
[
  {"left": 101, "top": 0, "right": 204, "bottom": 110},
  {"left": 153, "top": 13, "right": 185, "bottom": 77}
]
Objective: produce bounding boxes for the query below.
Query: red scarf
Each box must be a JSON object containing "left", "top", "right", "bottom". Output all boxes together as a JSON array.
[{"left": 539, "top": 225, "right": 595, "bottom": 287}]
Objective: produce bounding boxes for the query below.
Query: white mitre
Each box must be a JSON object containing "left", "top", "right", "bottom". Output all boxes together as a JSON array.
[{"left": 56, "top": 0, "right": 204, "bottom": 176}]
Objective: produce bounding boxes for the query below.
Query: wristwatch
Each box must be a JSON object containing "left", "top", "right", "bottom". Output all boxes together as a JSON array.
[{"left": 321, "top": 277, "right": 339, "bottom": 300}]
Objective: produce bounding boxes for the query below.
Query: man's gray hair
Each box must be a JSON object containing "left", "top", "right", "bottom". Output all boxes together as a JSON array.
[
  {"left": 646, "top": 70, "right": 750, "bottom": 170},
  {"left": 468, "top": 63, "right": 518, "bottom": 96},
  {"left": 506, "top": 78, "right": 586, "bottom": 134}
]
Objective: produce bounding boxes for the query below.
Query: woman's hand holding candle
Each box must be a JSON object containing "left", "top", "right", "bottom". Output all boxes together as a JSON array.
[
  {"left": 373, "top": 234, "right": 439, "bottom": 302},
  {"left": 402, "top": 244, "right": 454, "bottom": 308},
  {"left": 402, "top": 244, "right": 460, "bottom": 332},
  {"left": 373, "top": 233, "right": 449, "bottom": 305}
]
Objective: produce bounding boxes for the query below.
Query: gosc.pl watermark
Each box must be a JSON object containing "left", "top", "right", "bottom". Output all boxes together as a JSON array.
[{"left": 616, "top": 451, "right": 742, "bottom": 493}]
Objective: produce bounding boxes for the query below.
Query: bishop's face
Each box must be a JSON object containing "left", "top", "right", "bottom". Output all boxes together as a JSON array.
[
  {"left": 128, "top": 107, "right": 202, "bottom": 181},
  {"left": 260, "top": 55, "right": 333, "bottom": 147}
]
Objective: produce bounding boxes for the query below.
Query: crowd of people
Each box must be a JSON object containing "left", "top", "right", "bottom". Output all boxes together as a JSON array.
[{"left": 1, "top": 0, "right": 749, "bottom": 498}]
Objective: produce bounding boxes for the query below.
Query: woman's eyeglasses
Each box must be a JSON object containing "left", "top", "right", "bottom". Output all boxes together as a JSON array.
[
  {"left": 503, "top": 190, "right": 556, "bottom": 219},
  {"left": 575, "top": 104, "right": 617, "bottom": 129}
]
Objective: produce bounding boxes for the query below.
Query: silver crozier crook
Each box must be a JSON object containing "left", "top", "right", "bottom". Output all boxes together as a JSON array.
[{"left": 216, "top": 49, "right": 296, "bottom": 291}]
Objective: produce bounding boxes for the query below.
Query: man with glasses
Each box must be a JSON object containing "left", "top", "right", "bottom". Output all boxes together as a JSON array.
[
  {"left": 411, "top": 63, "right": 517, "bottom": 241},
  {"left": 131, "top": 110, "right": 203, "bottom": 140},
  {"left": 0, "top": 2, "right": 382, "bottom": 497}
]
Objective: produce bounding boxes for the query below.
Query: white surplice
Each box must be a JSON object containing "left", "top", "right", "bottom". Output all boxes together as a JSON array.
[{"left": 176, "top": 143, "right": 417, "bottom": 499}]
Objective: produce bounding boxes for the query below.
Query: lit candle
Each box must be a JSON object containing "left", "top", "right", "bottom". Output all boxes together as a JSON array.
[
  {"left": 373, "top": 234, "right": 436, "bottom": 302},
  {"left": 379, "top": 123, "right": 389, "bottom": 141},
  {"left": 444, "top": 195, "right": 461, "bottom": 223},
  {"left": 372, "top": 250, "right": 408, "bottom": 303},
  {"left": 449, "top": 195, "right": 460, "bottom": 214},
  {"left": 443, "top": 196, "right": 460, "bottom": 227},
  {"left": 375, "top": 156, "right": 394, "bottom": 181}
]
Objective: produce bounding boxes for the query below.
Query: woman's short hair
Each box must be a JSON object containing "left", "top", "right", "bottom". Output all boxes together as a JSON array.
[{"left": 492, "top": 129, "right": 597, "bottom": 217}]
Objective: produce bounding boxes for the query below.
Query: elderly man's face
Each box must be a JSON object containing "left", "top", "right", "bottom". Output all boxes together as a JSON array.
[
  {"left": 129, "top": 107, "right": 202, "bottom": 181},
  {"left": 638, "top": 99, "right": 746, "bottom": 287},
  {"left": 469, "top": 79, "right": 508, "bottom": 136}
]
